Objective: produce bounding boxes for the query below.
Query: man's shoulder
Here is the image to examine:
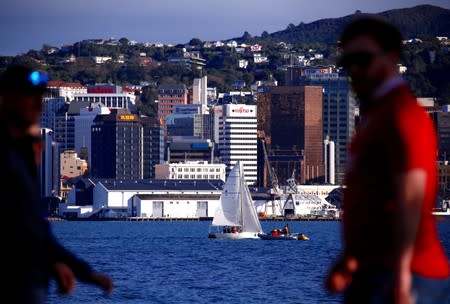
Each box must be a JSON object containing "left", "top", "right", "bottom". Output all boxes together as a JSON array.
[
  {"left": 388, "top": 85, "right": 426, "bottom": 116},
  {"left": 388, "top": 83, "right": 415, "bottom": 101}
]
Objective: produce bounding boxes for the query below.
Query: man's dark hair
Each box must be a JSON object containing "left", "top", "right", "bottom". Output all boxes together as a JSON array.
[{"left": 339, "top": 16, "right": 403, "bottom": 55}]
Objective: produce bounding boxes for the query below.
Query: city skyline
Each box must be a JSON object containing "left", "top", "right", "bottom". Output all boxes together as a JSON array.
[{"left": 1, "top": 0, "right": 449, "bottom": 56}]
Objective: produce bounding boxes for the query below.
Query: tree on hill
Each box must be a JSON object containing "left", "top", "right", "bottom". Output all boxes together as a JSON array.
[
  {"left": 189, "top": 38, "right": 203, "bottom": 46},
  {"left": 241, "top": 31, "right": 253, "bottom": 42},
  {"left": 119, "top": 38, "right": 129, "bottom": 46},
  {"left": 261, "top": 31, "right": 270, "bottom": 39},
  {"left": 136, "top": 86, "right": 158, "bottom": 117}
]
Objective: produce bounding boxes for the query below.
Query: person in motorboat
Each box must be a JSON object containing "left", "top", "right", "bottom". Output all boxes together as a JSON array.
[
  {"left": 271, "top": 229, "right": 281, "bottom": 236},
  {"left": 282, "top": 224, "right": 290, "bottom": 235}
]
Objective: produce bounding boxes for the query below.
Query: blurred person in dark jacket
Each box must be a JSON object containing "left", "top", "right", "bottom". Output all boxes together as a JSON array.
[
  {"left": 0, "top": 64, "right": 113, "bottom": 303},
  {"left": 325, "top": 17, "right": 449, "bottom": 303}
]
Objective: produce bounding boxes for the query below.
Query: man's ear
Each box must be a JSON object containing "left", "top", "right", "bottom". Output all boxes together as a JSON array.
[
  {"left": 387, "top": 50, "right": 400, "bottom": 66},
  {"left": 384, "top": 50, "right": 401, "bottom": 75}
]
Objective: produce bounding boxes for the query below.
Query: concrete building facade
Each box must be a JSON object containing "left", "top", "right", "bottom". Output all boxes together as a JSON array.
[
  {"left": 214, "top": 103, "right": 258, "bottom": 185},
  {"left": 154, "top": 161, "right": 226, "bottom": 181}
]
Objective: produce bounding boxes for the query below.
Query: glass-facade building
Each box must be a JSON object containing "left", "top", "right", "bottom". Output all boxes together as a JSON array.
[{"left": 308, "top": 75, "right": 357, "bottom": 185}]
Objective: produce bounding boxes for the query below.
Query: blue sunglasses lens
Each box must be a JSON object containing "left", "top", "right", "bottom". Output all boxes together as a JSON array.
[{"left": 28, "top": 71, "right": 49, "bottom": 86}]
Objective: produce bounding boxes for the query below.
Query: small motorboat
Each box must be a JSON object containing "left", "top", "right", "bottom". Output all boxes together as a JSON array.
[{"left": 258, "top": 231, "right": 310, "bottom": 241}]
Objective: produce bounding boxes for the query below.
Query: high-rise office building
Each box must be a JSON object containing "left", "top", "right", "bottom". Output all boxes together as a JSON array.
[
  {"left": 39, "top": 128, "right": 60, "bottom": 199},
  {"left": 157, "top": 84, "right": 188, "bottom": 136},
  {"left": 40, "top": 96, "right": 66, "bottom": 131},
  {"left": 431, "top": 107, "right": 450, "bottom": 162},
  {"left": 192, "top": 76, "right": 208, "bottom": 106},
  {"left": 54, "top": 102, "right": 84, "bottom": 154},
  {"left": 308, "top": 74, "right": 357, "bottom": 185},
  {"left": 91, "top": 109, "right": 162, "bottom": 180},
  {"left": 286, "top": 66, "right": 357, "bottom": 185},
  {"left": 166, "top": 104, "right": 214, "bottom": 141},
  {"left": 257, "top": 86, "right": 323, "bottom": 185},
  {"left": 214, "top": 103, "right": 258, "bottom": 185},
  {"left": 74, "top": 104, "right": 111, "bottom": 165},
  {"left": 140, "top": 115, "right": 164, "bottom": 179}
]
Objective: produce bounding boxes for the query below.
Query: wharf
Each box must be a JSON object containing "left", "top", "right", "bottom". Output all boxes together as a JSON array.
[
  {"left": 47, "top": 216, "right": 341, "bottom": 222},
  {"left": 126, "top": 216, "right": 341, "bottom": 221},
  {"left": 126, "top": 217, "right": 210, "bottom": 221},
  {"left": 46, "top": 216, "right": 66, "bottom": 222},
  {"left": 260, "top": 216, "right": 340, "bottom": 221}
]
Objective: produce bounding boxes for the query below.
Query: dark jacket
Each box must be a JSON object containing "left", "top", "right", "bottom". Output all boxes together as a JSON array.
[{"left": 0, "top": 123, "right": 94, "bottom": 294}]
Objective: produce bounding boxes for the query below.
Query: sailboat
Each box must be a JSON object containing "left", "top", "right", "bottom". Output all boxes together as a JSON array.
[{"left": 208, "top": 161, "right": 263, "bottom": 239}]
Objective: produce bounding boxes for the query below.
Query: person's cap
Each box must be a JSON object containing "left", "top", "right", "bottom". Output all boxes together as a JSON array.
[{"left": 0, "top": 65, "right": 49, "bottom": 96}]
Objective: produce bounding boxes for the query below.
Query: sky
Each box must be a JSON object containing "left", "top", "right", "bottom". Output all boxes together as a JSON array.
[{"left": 1, "top": 0, "right": 449, "bottom": 56}]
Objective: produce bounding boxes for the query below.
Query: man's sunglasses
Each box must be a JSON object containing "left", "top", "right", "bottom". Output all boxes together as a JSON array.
[{"left": 337, "top": 51, "right": 384, "bottom": 69}]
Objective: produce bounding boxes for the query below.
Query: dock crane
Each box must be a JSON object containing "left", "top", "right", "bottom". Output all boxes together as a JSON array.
[
  {"left": 260, "top": 138, "right": 280, "bottom": 193},
  {"left": 260, "top": 138, "right": 283, "bottom": 216},
  {"left": 286, "top": 169, "right": 298, "bottom": 194},
  {"left": 282, "top": 169, "right": 298, "bottom": 216}
]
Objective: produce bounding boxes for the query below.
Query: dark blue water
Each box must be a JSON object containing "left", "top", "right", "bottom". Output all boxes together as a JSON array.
[{"left": 47, "top": 220, "right": 450, "bottom": 304}]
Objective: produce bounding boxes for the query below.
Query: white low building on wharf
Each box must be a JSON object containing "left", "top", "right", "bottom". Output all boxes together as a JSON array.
[{"left": 62, "top": 179, "right": 224, "bottom": 219}]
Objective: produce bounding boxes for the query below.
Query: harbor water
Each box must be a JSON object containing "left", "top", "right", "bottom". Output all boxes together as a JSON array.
[{"left": 47, "top": 220, "right": 450, "bottom": 304}]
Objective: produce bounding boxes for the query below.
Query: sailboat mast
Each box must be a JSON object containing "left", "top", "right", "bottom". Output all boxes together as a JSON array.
[{"left": 239, "top": 162, "right": 244, "bottom": 230}]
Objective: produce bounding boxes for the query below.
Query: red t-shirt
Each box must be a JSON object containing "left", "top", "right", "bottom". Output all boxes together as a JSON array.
[{"left": 343, "top": 83, "right": 449, "bottom": 279}]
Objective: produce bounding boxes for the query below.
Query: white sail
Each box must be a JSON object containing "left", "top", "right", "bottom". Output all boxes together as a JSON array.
[
  {"left": 211, "top": 161, "right": 263, "bottom": 233},
  {"left": 212, "top": 162, "right": 241, "bottom": 227},
  {"left": 240, "top": 174, "right": 263, "bottom": 233}
]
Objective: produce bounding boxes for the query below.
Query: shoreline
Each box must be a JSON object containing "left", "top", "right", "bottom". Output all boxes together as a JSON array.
[
  {"left": 47, "top": 213, "right": 450, "bottom": 222},
  {"left": 46, "top": 216, "right": 342, "bottom": 222}
]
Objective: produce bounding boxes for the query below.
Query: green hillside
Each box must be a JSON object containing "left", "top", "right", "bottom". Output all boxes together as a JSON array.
[
  {"left": 0, "top": 4, "right": 449, "bottom": 109},
  {"left": 260, "top": 4, "right": 450, "bottom": 44}
]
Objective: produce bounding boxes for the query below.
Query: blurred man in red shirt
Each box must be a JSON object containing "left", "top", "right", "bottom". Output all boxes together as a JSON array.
[{"left": 325, "top": 16, "right": 449, "bottom": 303}]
